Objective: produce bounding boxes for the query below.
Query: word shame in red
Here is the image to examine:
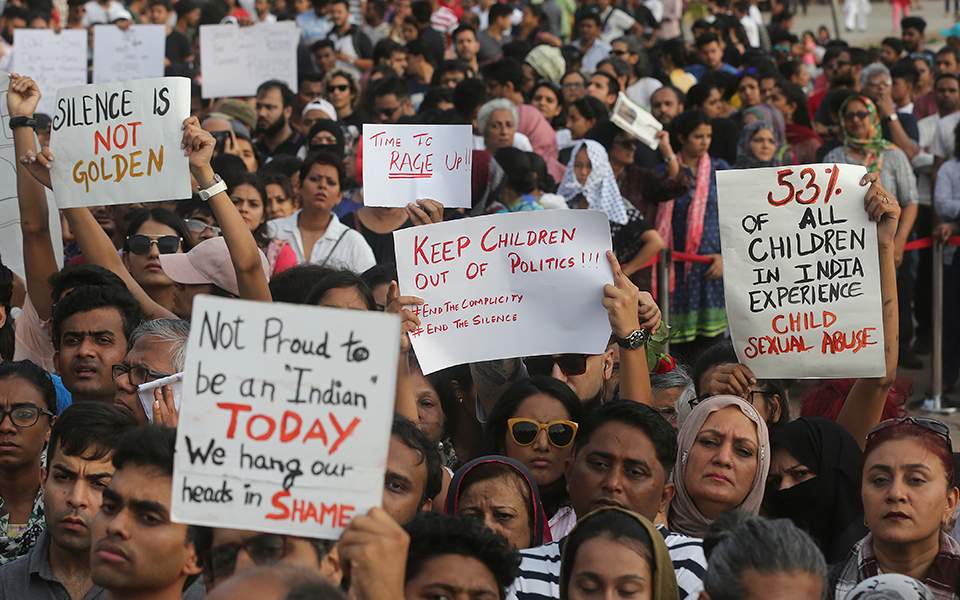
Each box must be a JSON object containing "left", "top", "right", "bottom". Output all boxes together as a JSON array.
[{"left": 265, "top": 489, "right": 355, "bottom": 527}]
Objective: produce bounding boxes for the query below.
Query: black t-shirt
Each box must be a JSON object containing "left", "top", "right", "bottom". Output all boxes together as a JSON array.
[{"left": 165, "top": 30, "right": 191, "bottom": 71}]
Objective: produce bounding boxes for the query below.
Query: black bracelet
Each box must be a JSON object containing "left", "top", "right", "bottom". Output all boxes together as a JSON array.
[{"left": 9, "top": 116, "right": 37, "bottom": 130}]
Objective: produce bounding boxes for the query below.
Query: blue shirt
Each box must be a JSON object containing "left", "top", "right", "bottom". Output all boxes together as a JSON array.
[
  {"left": 50, "top": 374, "right": 72, "bottom": 415},
  {"left": 685, "top": 62, "right": 739, "bottom": 81}
]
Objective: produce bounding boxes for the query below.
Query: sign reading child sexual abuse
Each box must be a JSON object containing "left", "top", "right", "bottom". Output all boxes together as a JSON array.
[
  {"left": 171, "top": 296, "right": 400, "bottom": 539},
  {"left": 394, "top": 210, "right": 613, "bottom": 374},
  {"left": 50, "top": 77, "right": 191, "bottom": 208},
  {"left": 716, "top": 163, "right": 884, "bottom": 378}
]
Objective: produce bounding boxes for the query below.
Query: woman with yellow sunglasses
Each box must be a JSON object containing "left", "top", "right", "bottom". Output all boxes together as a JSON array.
[{"left": 484, "top": 376, "right": 585, "bottom": 541}]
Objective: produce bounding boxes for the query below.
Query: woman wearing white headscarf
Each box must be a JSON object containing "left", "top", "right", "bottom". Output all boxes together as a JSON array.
[{"left": 558, "top": 139, "right": 665, "bottom": 283}]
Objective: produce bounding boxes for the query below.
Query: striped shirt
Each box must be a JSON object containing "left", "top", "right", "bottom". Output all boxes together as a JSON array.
[{"left": 507, "top": 525, "right": 706, "bottom": 600}]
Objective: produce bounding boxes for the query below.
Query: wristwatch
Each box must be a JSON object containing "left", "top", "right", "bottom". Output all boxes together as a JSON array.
[
  {"left": 197, "top": 174, "right": 227, "bottom": 201},
  {"left": 616, "top": 328, "right": 649, "bottom": 350},
  {"left": 883, "top": 113, "right": 899, "bottom": 123},
  {"left": 9, "top": 116, "right": 37, "bottom": 130}
]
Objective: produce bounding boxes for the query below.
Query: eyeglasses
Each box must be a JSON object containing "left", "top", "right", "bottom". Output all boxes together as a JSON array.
[
  {"left": 610, "top": 49, "right": 629, "bottom": 56},
  {"left": 0, "top": 404, "right": 54, "bottom": 428},
  {"left": 327, "top": 84, "right": 349, "bottom": 93},
  {"left": 843, "top": 110, "right": 870, "bottom": 121},
  {"left": 376, "top": 105, "right": 401, "bottom": 118},
  {"left": 208, "top": 534, "right": 291, "bottom": 579},
  {"left": 126, "top": 234, "right": 181, "bottom": 255},
  {"left": 524, "top": 354, "right": 588, "bottom": 377},
  {"left": 112, "top": 363, "right": 173, "bottom": 387},
  {"left": 183, "top": 219, "right": 222, "bottom": 236},
  {"left": 867, "top": 416, "right": 952, "bottom": 449},
  {"left": 508, "top": 417, "right": 579, "bottom": 448}
]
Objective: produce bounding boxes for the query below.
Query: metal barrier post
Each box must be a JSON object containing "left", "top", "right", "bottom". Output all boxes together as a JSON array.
[
  {"left": 658, "top": 249, "right": 671, "bottom": 355},
  {"left": 923, "top": 240, "right": 954, "bottom": 414}
]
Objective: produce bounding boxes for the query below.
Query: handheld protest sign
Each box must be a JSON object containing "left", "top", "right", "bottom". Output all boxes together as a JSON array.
[
  {"left": 50, "top": 76, "right": 191, "bottom": 208},
  {"left": 93, "top": 25, "right": 165, "bottom": 84},
  {"left": 171, "top": 296, "right": 400, "bottom": 540},
  {"left": 393, "top": 210, "right": 613, "bottom": 374},
  {"left": 362, "top": 124, "right": 472, "bottom": 208},
  {"left": 199, "top": 22, "right": 299, "bottom": 99},
  {"left": 13, "top": 29, "right": 87, "bottom": 115},
  {"left": 716, "top": 163, "right": 885, "bottom": 378}
]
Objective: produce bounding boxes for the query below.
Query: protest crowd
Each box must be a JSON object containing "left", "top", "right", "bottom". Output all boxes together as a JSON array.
[{"left": 3, "top": 0, "right": 960, "bottom": 597}]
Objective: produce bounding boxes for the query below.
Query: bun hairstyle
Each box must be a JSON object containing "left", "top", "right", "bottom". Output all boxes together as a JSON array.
[{"left": 495, "top": 148, "right": 540, "bottom": 195}]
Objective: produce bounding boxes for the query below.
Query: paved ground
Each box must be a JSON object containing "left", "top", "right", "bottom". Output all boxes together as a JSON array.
[{"left": 790, "top": 0, "right": 958, "bottom": 47}]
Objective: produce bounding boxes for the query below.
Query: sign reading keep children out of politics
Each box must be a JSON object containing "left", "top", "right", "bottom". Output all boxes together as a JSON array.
[
  {"left": 394, "top": 210, "right": 614, "bottom": 375},
  {"left": 50, "top": 77, "right": 191, "bottom": 208},
  {"left": 716, "top": 163, "right": 885, "bottom": 379},
  {"left": 171, "top": 296, "right": 400, "bottom": 539},
  {"left": 362, "top": 124, "right": 473, "bottom": 208}
]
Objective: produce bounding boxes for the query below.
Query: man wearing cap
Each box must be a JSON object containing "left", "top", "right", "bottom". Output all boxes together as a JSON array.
[
  {"left": 301, "top": 99, "right": 338, "bottom": 132},
  {"left": 254, "top": 80, "right": 304, "bottom": 160},
  {"left": 158, "top": 237, "right": 270, "bottom": 319}
]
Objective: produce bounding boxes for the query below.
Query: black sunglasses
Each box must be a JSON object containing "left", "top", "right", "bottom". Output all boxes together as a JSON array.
[
  {"left": 126, "top": 234, "right": 181, "bottom": 255},
  {"left": 208, "top": 534, "right": 291, "bottom": 579},
  {"left": 327, "top": 84, "right": 349, "bottom": 93},
  {"left": 524, "top": 354, "right": 588, "bottom": 377},
  {"left": 376, "top": 105, "right": 400, "bottom": 118}
]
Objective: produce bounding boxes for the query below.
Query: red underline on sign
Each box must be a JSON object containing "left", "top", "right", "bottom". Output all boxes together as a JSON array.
[{"left": 389, "top": 173, "right": 432, "bottom": 179}]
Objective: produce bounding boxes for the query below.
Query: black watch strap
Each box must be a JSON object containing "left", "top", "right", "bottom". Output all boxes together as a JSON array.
[{"left": 9, "top": 116, "right": 37, "bottom": 130}]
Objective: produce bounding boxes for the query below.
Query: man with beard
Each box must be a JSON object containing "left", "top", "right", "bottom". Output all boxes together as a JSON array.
[
  {"left": 0, "top": 403, "right": 137, "bottom": 597},
  {"left": 52, "top": 286, "right": 142, "bottom": 405},
  {"left": 89, "top": 425, "right": 204, "bottom": 600},
  {"left": 0, "top": 6, "right": 26, "bottom": 70},
  {"left": 253, "top": 80, "right": 304, "bottom": 160}
]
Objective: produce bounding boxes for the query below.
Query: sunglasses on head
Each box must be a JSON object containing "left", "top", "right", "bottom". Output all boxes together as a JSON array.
[
  {"left": 327, "top": 84, "right": 349, "bottom": 93},
  {"left": 508, "top": 417, "right": 579, "bottom": 448},
  {"left": 867, "top": 416, "right": 952, "bottom": 449},
  {"left": 208, "top": 534, "right": 291, "bottom": 579},
  {"left": 126, "top": 234, "right": 181, "bottom": 255},
  {"left": 184, "top": 218, "right": 222, "bottom": 236},
  {"left": 524, "top": 354, "right": 588, "bottom": 377}
]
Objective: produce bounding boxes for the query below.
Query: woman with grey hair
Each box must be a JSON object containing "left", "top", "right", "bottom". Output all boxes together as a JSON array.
[
  {"left": 476, "top": 98, "right": 532, "bottom": 154},
  {"left": 649, "top": 356, "right": 695, "bottom": 428},
  {"left": 700, "top": 511, "right": 827, "bottom": 600}
]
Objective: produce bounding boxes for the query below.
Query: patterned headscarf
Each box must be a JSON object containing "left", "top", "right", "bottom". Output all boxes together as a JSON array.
[
  {"left": 742, "top": 103, "right": 787, "bottom": 147},
  {"left": 668, "top": 396, "right": 770, "bottom": 538},
  {"left": 735, "top": 121, "right": 783, "bottom": 169},
  {"left": 840, "top": 95, "right": 893, "bottom": 174},
  {"left": 558, "top": 139, "right": 630, "bottom": 225}
]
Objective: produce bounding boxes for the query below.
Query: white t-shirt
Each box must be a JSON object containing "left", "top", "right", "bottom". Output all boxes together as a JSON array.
[
  {"left": 740, "top": 15, "right": 760, "bottom": 47},
  {"left": 626, "top": 77, "right": 663, "bottom": 110},
  {"left": 931, "top": 111, "right": 960, "bottom": 160},
  {"left": 599, "top": 6, "right": 636, "bottom": 42},
  {"left": 83, "top": 0, "right": 129, "bottom": 26}
]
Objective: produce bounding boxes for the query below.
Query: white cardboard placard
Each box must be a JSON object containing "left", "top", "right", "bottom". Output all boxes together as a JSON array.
[
  {"left": 171, "top": 296, "right": 399, "bottom": 539},
  {"left": 49, "top": 76, "right": 191, "bottom": 207},
  {"left": 199, "top": 22, "right": 299, "bottom": 99},
  {"left": 12, "top": 29, "right": 87, "bottom": 116},
  {"left": 716, "top": 163, "right": 885, "bottom": 378},
  {"left": 362, "top": 124, "right": 473, "bottom": 208},
  {"left": 93, "top": 25, "right": 165, "bottom": 84},
  {"left": 394, "top": 210, "right": 613, "bottom": 374}
]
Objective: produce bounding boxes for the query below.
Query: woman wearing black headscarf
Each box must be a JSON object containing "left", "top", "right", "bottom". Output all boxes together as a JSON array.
[{"left": 765, "top": 417, "right": 866, "bottom": 563}]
